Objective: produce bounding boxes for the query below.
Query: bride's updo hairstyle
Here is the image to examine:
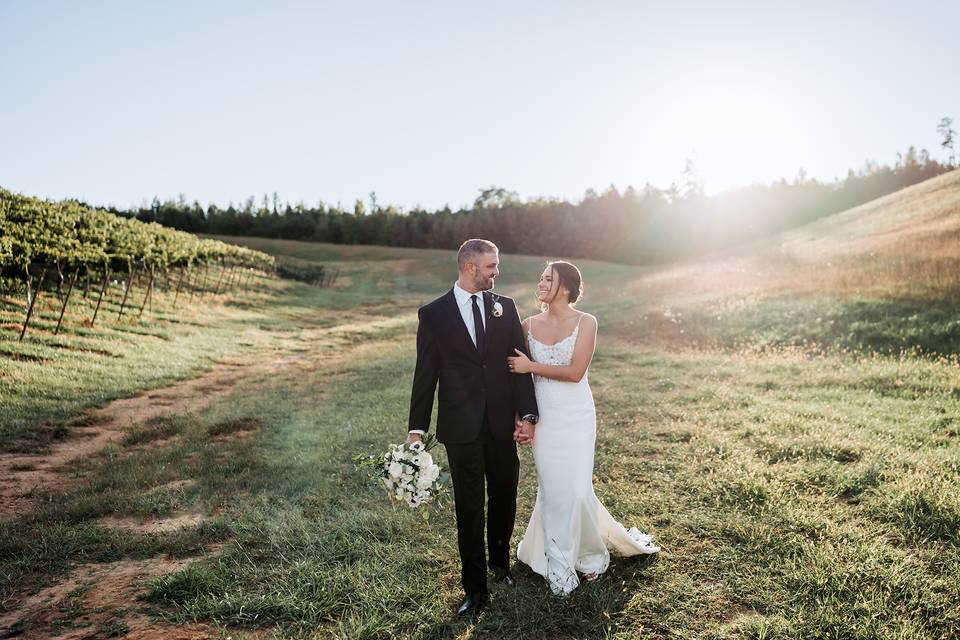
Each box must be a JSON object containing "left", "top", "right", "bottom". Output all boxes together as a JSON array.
[{"left": 541, "top": 260, "right": 583, "bottom": 309}]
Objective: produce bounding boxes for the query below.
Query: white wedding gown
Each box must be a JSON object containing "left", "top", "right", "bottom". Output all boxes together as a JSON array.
[{"left": 516, "top": 317, "right": 659, "bottom": 595}]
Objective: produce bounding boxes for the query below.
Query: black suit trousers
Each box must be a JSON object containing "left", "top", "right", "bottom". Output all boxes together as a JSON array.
[{"left": 443, "top": 411, "right": 520, "bottom": 596}]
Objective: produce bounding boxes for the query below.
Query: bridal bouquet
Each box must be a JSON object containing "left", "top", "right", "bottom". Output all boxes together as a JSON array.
[{"left": 354, "top": 435, "right": 448, "bottom": 515}]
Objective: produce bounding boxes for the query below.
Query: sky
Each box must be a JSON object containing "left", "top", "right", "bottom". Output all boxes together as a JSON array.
[{"left": 2, "top": 1, "right": 958, "bottom": 211}]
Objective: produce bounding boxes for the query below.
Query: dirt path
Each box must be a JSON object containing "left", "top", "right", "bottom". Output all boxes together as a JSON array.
[
  {"left": 1, "top": 312, "right": 406, "bottom": 521},
  {"left": 1, "top": 313, "right": 412, "bottom": 639},
  {"left": 0, "top": 558, "right": 219, "bottom": 640}
]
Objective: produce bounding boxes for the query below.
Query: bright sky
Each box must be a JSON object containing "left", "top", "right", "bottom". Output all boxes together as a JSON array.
[{"left": 2, "top": 1, "right": 958, "bottom": 211}]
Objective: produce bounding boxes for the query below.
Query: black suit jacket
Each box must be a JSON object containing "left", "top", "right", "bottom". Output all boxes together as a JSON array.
[{"left": 408, "top": 289, "right": 539, "bottom": 444}]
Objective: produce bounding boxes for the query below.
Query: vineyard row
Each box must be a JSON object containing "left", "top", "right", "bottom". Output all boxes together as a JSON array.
[{"left": 0, "top": 188, "right": 277, "bottom": 341}]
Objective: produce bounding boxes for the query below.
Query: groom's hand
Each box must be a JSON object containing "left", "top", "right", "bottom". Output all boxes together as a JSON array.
[
  {"left": 514, "top": 418, "right": 535, "bottom": 445},
  {"left": 406, "top": 432, "right": 424, "bottom": 446}
]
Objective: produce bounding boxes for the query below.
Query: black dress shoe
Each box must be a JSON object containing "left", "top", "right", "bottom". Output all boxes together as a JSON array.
[
  {"left": 456, "top": 593, "right": 488, "bottom": 616},
  {"left": 491, "top": 565, "right": 515, "bottom": 587}
]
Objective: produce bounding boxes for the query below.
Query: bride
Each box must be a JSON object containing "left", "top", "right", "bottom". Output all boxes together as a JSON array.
[{"left": 507, "top": 260, "right": 659, "bottom": 596}]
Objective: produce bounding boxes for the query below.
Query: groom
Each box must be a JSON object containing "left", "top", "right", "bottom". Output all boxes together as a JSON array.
[{"left": 407, "top": 238, "right": 539, "bottom": 616}]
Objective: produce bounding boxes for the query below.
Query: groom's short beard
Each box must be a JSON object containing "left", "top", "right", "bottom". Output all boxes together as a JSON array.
[{"left": 474, "top": 274, "right": 495, "bottom": 291}]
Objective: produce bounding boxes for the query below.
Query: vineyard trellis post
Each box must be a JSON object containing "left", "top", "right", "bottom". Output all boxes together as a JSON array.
[
  {"left": 173, "top": 264, "right": 187, "bottom": 306},
  {"left": 213, "top": 262, "right": 227, "bottom": 295},
  {"left": 91, "top": 265, "right": 110, "bottom": 326},
  {"left": 54, "top": 269, "right": 78, "bottom": 335},
  {"left": 198, "top": 264, "right": 210, "bottom": 299},
  {"left": 82, "top": 265, "right": 92, "bottom": 299},
  {"left": 19, "top": 264, "right": 47, "bottom": 342},
  {"left": 228, "top": 265, "right": 239, "bottom": 291},
  {"left": 188, "top": 266, "right": 198, "bottom": 302},
  {"left": 139, "top": 266, "right": 156, "bottom": 318},
  {"left": 117, "top": 260, "right": 137, "bottom": 320},
  {"left": 225, "top": 265, "right": 237, "bottom": 292},
  {"left": 54, "top": 263, "right": 64, "bottom": 299}
]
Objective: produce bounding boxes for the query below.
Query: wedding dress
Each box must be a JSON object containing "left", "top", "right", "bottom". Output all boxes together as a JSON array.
[{"left": 516, "top": 315, "right": 659, "bottom": 596}]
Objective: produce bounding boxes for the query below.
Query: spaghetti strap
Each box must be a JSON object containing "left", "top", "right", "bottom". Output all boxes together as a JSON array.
[{"left": 574, "top": 313, "right": 584, "bottom": 331}]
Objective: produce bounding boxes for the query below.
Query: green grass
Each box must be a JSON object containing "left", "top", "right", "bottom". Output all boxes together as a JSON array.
[
  {"left": 0, "top": 270, "right": 287, "bottom": 453},
  {"left": 714, "top": 296, "right": 960, "bottom": 357},
  {"left": 3, "top": 217, "right": 960, "bottom": 638}
]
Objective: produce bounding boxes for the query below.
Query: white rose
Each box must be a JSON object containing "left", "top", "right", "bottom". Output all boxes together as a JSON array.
[
  {"left": 416, "top": 474, "right": 434, "bottom": 490},
  {"left": 388, "top": 461, "right": 404, "bottom": 479}
]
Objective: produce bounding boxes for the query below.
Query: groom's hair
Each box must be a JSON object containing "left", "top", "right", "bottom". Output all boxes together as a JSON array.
[{"left": 457, "top": 239, "right": 498, "bottom": 271}]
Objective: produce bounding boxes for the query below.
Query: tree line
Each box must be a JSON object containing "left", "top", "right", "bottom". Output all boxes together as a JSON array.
[{"left": 112, "top": 146, "right": 953, "bottom": 265}]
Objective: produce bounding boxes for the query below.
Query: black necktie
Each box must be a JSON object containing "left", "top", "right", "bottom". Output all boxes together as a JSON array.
[{"left": 471, "top": 294, "right": 485, "bottom": 353}]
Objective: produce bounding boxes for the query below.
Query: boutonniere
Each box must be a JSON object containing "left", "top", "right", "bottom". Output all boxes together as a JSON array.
[{"left": 490, "top": 294, "right": 503, "bottom": 318}]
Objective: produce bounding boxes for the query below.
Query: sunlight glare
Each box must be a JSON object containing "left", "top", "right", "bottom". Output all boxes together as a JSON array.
[{"left": 653, "top": 75, "right": 810, "bottom": 193}]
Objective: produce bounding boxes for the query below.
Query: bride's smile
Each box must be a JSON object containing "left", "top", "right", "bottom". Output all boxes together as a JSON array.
[{"left": 536, "top": 267, "right": 563, "bottom": 302}]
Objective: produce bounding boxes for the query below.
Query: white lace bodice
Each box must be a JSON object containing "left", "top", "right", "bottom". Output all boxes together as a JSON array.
[{"left": 528, "top": 316, "right": 583, "bottom": 385}]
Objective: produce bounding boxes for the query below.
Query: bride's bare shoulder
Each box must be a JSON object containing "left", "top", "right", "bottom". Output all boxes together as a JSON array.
[
  {"left": 576, "top": 311, "right": 598, "bottom": 329},
  {"left": 522, "top": 312, "right": 545, "bottom": 327}
]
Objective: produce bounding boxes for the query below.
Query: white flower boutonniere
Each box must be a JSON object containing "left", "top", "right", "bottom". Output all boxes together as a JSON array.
[{"left": 492, "top": 301, "right": 503, "bottom": 318}]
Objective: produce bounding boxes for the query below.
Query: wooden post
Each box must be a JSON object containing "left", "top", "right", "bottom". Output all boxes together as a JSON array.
[
  {"left": 173, "top": 265, "right": 187, "bottom": 306},
  {"left": 19, "top": 266, "right": 46, "bottom": 342},
  {"left": 82, "top": 264, "right": 92, "bottom": 299},
  {"left": 54, "top": 269, "right": 78, "bottom": 335},
  {"left": 117, "top": 261, "right": 137, "bottom": 320},
  {"left": 188, "top": 266, "right": 198, "bottom": 302},
  {"left": 213, "top": 264, "right": 227, "bottom": 295},
  {"left": 54, "top": 263, "right": 64, "bottom": 299},
  {"left": 198, "top": 264, "right": 210, "bottom": 299},
  {"left": 92, "top": 266, "right": 110, "bottom": 326},
  {"left": 139, "top": 267, "right": 156, "bottom": 318},
  {"left": 224, "top": 266, "right": 237, "bottom": 292}
]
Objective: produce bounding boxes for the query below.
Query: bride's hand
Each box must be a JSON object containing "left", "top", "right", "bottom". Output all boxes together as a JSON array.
[{"left": 507, "top": 349, "right": 532, "bottom": 374}]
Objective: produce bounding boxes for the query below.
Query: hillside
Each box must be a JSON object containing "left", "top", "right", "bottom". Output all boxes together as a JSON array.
[
  {"left": 3, "top": 176, "right": 959, "bottom": 638},
  {"left": 584, "top": 168, "right": 960, "bottom": 355},
  {"left": 212, "top": 170, "right": 960, "bottom": 358}
]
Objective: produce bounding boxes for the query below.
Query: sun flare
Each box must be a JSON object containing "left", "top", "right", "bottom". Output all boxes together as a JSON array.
[{"left": 650, "top": 75, "right": 812, "bottom": 193}]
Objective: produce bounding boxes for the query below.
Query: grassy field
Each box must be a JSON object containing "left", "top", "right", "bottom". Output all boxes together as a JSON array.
[{"left": 2, "top": 171, "right": 959, "bottom": 639}]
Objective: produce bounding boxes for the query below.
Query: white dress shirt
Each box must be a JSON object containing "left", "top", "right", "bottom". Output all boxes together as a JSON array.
[{"left": 452, "top": 281, "right": 486, "bottom": 348}]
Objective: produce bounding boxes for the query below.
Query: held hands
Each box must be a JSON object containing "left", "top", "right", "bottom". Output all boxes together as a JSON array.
[
  {"left": 513, "top": 417, "right": 535, "bottom": 445},
  {"left": 507, "top": 349, "right": 532, "bottom": 374},
  {"left": 406, "top": 432, "right": 424, "bottom": 446}
]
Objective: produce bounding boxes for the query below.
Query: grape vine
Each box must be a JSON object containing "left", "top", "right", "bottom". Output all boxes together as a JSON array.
[{"left": 0, "top": 188, "right": 275, "bottom": 340}]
